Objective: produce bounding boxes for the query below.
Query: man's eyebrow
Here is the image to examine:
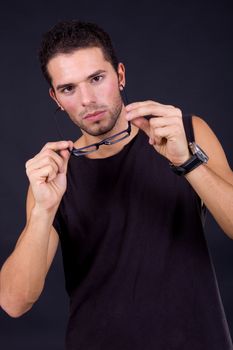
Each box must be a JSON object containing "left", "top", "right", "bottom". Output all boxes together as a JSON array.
[
  {"left": 56, "top": 70, "right": 107, "bottom": 91},
  {"left": 87, "top": 69, "right": 106, "bottom": 80}
]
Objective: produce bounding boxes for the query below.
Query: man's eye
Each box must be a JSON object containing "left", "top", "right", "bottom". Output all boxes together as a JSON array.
[
  {"left": 62, "top": 86, "right": 74, "bottom": 93},
  {"left": 92, "top": 75, "right": 104, "bottom": 83}
]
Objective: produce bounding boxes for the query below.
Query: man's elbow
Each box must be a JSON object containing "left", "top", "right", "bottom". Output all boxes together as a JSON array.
[
  {"left": 0, "top": 295, "right": 34, "bottom": 318},
  {"left": 221, "top": 216, "right": 233, "bottom": 239}
]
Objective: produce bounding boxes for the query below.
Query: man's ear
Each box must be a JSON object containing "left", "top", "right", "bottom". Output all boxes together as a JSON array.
[
  {"left": 49, "top": 87, "right": 64, "bottom": 110},
  {"left": 117, "top": 63, "right": 126, "bottom": 89}
]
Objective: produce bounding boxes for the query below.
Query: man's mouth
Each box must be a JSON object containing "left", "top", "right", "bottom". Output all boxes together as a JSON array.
[{"left": 83, "top": 110, "right": 106, "bottom": 121}]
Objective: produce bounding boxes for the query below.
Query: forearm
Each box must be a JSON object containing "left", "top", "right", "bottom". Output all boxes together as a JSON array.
[
  {"left": 0, "top": 206, "right": 56, "bottom": 317},
  {"left": 185, "top": 164, "right": 233, "bottom": 238}
]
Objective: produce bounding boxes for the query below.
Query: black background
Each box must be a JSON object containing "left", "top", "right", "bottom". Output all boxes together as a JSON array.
[{"left": 0, "top": 0, "right": 232, "bottom": 349}]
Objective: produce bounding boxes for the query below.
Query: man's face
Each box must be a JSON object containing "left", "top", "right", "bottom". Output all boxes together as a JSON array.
[{"left": 48, "top": 47, "right": 125, "bottom": 137}]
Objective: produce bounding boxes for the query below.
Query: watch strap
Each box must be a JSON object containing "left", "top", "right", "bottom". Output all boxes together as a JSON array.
[
  {"left": 170, "top": 154, "right": 203, "bottom": 176},
  {"left": 182, "top": 114, "right": 195, "bottom": 144}
]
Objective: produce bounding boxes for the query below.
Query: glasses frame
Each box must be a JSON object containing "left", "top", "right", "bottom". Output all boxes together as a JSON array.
[{"left": 70, "top": 121, "right": 131, "bottom": 156}]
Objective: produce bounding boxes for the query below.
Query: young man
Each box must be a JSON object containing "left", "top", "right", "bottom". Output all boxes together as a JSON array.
[{"left": 1, "top": 21, "right": 233, "bottom": 349}]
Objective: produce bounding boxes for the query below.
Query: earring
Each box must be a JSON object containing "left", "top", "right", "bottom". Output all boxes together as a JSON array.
[
  {"left": 59, "top": 105, "right": 64, "bottom": 111},
  {"left": 119, "top": 84, "right": 124, "bottom": 91}
]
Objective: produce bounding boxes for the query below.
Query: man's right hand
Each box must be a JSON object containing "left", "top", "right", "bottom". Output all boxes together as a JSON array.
[{"left": 25, "top": 141, "right": 73, "bottom": 211}]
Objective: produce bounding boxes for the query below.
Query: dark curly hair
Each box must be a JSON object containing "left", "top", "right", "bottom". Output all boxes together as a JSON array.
[{"left": 38, "top": 20, "right": 119, "bottom": 85}]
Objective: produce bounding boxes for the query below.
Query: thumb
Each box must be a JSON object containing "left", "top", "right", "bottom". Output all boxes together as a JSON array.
[
  {"left": 59, "top": 141, "right": 73, "bottom": 173},
  {"left": 59, "top": 149, "right": 71, "bottom": 173},
  {"left": 131, "top": 117, "right": 150, "bottom": 138}
]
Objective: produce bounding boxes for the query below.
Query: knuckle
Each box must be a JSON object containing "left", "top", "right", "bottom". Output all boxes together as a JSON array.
[
  {"left": 175, "top": 107, "right": 182, "bottom": 116},
  {"left": 25, "top": 168, "right": 30, "bottom": 177},
  {"left": 42, "top": 141, "right": 58, "bottom": 152},
  {"left": 25, "top": 160, "right": 34, "bottom": 175},
  {"left": 41, "top": 143, "right": 50, "bottom": 152},
  {"left": 25, "top": 156, "right": 36, "bottom": 168},
  {"left": 27, "top": 169, "right": 36, "bottom": 181},
  {"left": 43, "top": 149, "right": 53, "bottom": 157},
  {"left": 173, "top": 115, "right": 181, "bottom": 125},
  {"left": 25, "top": 160, "right": 31, "bottom": 169},
  {"left": 48, "top": 164, "right": 55, "bottom": 173},
  {"left": 44, "top": 142, "right": 53, "bottom": 148},
  {"left": 45, "top": 155, "right": 53, "bottom": 163},
  {"left": 148, "top": 100, "right": 157, "bottom": 106}
]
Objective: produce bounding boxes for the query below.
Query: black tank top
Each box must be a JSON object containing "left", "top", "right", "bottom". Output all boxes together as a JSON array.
[{"left": 54, "top": 116, "right": 232, "bottom": 350}]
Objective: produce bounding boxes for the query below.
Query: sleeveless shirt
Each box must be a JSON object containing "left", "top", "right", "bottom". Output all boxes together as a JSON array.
[{"left": 54, "top": 116, "right": 232, "bottom": 350}]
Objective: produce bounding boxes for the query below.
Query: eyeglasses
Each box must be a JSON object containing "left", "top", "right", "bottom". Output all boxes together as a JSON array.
[{"left": 70, "top": 121, "right": 131, "bottom": 156}]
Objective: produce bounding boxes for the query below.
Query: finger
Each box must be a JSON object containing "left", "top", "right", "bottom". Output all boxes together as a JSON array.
[
  {"left": 126, "top": 99, "right": 182, "bottom": 119},
  {"left": 126, "top": 102, "right": 158, "bottom": 120},
  {"left": 149, "top": 116, "right": 183, "bottom": 129},
  {"left": 150, "top": 125, "right": 180, "bottom": 144},
  {"left": 149, "top": 135, "right": 155, "bottom": 145},
  {"left": 126, "top": 105, "right": 181, "bottom": 122},
  {"left": 126, "top": 101, "right": 182, "bottom": 117},
  {"left": 26, "top": 157, "right": 59, "bottom": 175},
  {"left": 149, "top": 127, "right": 162, "bottom": 146},
  {"left": 41, "top": 140, "right": 73, "bottom": 153},
  {"left": 26, "top": 150, "right": 65, "bottom": 174},
  {"left": 59, "top": 149, "right": 72, "bottom": 173},
  {"left": 130, "top": 117, "right": 150, "bottom": 138},
  {"left": 29, "top": 164, "right": 58, "bottom": 183},
  {"left": 126, "top": 100, "right": 160, "bottom": 111},
  {"left": 150, "top": 135, "right": 163, "bottom": 146},
  {"left": 26, "top": 158, "right": 59, "bottom": 176}
]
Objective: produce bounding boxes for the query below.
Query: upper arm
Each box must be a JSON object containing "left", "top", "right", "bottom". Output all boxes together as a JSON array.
[
  {"left": 192, "top": 116, "right": 233, "bottom": 185},
  {"left": 16, "top": 186, "right": 60, "bottom": 273}
]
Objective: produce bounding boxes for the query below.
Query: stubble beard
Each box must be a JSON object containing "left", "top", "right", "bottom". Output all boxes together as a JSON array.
[{"left": 71, "top": 94, "right": 124, "bottom": 137}]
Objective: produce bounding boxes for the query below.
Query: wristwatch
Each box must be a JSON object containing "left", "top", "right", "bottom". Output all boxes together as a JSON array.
[{"left": 170, "top": 142, "right": 209, "bottom": 176}]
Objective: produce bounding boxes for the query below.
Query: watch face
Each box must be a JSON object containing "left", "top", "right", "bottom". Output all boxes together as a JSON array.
[{"left": 189, "top": 142, "right": 209, "bottom": 163}]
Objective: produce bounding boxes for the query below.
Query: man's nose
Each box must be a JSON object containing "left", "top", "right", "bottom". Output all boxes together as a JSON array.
[{"left": 79, "top": 85, "right": 96, "bottom": 106}]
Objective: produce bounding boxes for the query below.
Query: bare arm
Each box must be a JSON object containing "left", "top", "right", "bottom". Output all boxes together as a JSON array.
[
  {"left": 0, "top": 141, "right": 72, "bottom": 317},
  {"left": 0, "top": 191, "right": 59, "bottom": 317},
  {"left": 185, "top": 116, "right": 233, "bottom": 237}
]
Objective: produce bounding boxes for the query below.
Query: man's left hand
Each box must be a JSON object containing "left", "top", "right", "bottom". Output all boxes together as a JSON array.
[{"left": 126, "top": 100, "right": 190, "bottom": 165}]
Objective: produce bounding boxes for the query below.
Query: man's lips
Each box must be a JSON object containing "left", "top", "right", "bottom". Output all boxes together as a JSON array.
[{"left": 83, "top": 110, "right": 106, "bottom": 121}]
